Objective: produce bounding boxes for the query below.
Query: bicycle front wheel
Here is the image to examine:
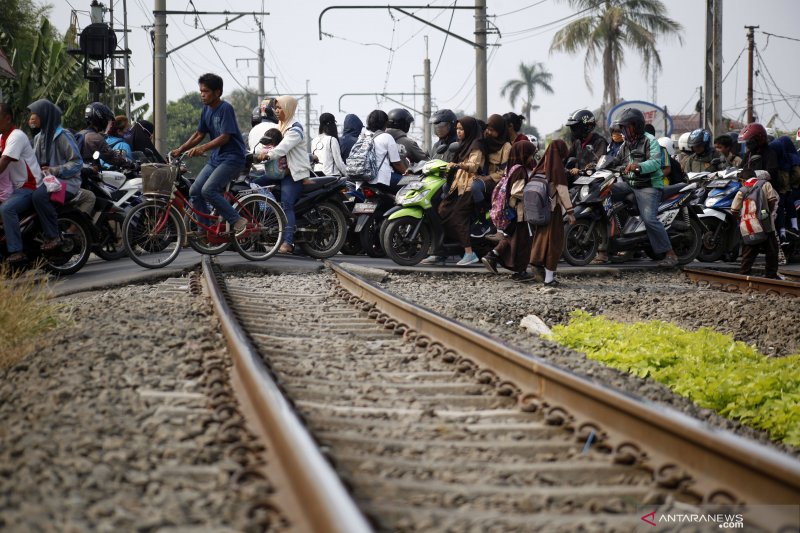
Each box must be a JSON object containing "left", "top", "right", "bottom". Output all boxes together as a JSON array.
[
  {"left": 123, "top": 200, "right": 184, "bottom": 268},
  {"left": 233, "top": 194, "right": 285, "bottom": 261}
]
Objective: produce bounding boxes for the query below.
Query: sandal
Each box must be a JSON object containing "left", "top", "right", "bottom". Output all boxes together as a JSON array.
[
  {"left": 6, "top": 252, "right": 27, "bottom": 263},
  {"left": 40, "top": 238, "right": 63, "bottom": 252},
  {"left": 278, "top": 243, "right": 294, "bottom": 254},
  {"left": 590, "top": 253, "right": 609, "bottom": 265}
]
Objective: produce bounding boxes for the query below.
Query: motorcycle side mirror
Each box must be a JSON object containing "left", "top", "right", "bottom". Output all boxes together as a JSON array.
[
  {"left": 709, "top": 157, "right": 722, "bottom": 166},
  {"left": 630, "top": 149, "right": 645, "bottom": 160},
  {"left": 259, "top": 135, "right": 273, "bottom": 146},
  {"left": 447, "top": 141, "right": 461, "bottom": 153},
  {"left": 435, "top": 143, "right": 449, "bottom": 155},
  {"left": 92, "top": 151, "right": 101, "bottom": 161},
  {"left": 565, "top": 157, "right": 578, "bottom": 169}
]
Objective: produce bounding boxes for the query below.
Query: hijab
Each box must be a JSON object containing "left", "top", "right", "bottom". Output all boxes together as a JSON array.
[
  {"left": 508, "top": 140, "right": 537, "bottom": 170},
  {"left": 484, "top": 114, "right": 508, "bottom": 155},
  {"left": 532, "top": 139, "right": 570, "bottom": 187},
  {"left": 276, "top": 95, "right": 298, "bottom": 135},
  {"left": 27, "top": 99, "right": 62, "bottom": 166},
  {"left": 319, "top": 112, "right": 338, "bottom": 138},
  {"left": 453, "top": 116, "right": 484, "bottom": 164}
]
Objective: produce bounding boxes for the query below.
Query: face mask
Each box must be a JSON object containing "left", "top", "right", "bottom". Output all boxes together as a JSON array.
[{"left": 30, "top": 127, "right": 41, "bottom": 136}]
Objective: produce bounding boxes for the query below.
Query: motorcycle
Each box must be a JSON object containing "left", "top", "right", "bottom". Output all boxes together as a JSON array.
[
  {"left": 379, "top": 159, "right": 493, "bottom": 266},
  {"left": 244, "top": 152, "right": 350, "bottom": 259},
  {"left": 695, "top": 167, "right": 743, "bottom": 262},
  {"left": 1, "top": 203, "right": 93, "bottom": 275},
  {"left": 563, "top": 162, "right": 704, "bottom": 266}
]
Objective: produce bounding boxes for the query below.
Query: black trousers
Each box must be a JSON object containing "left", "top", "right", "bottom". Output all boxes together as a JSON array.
[{"left": 739, "top": 232, "right": 779, "bottom": 278}]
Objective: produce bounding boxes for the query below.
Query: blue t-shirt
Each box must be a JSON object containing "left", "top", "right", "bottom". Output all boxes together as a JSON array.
[{"left": 198, "top": 100, "right": 246, "bottom": 167}]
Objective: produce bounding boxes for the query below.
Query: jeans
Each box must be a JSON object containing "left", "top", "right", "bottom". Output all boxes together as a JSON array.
[
  {"left": 253, "top": 174, "right": 303, "bottom": 245},
  {"left": 471, "top": 179, "right": 486, "bottom": 204},
  {"left": 623, "top": 184, "right": 672, "bottom": 255},
  {"left": 190, "top": 162, "right": 243, "bottom": 226},
  {"left": 32, "top": 184, "right": 73, "bottom": 241},
  {"left": 1, "top": 188, "right": 34, "bottom": 253}
]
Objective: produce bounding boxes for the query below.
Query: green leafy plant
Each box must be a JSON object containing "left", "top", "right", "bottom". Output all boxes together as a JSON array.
[{"left": 549, "top": 310, "right": 800, "bottom": 446}]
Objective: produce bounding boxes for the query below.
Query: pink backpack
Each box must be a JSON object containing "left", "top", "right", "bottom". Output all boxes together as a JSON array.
[{"left": 489, "top": 164, "right": 521, "bottom": 231}]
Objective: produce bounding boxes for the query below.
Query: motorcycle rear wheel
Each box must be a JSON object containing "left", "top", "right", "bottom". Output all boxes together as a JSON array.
[
  {"left": 43, "top": 214, "right": 92, "bottom": 275},
  {"left": 562, "top": 219, "right": 599, "bottom": 266},
  {"left": 383, "top": 216, "right": 432, "bottom": 266},
  {"left": 359, "top": 218, "right": 386, "bottom": 258},
  {"left": 298, "top": 201, "right": 348, "bottom": 259},
  {"left": 94, "top": 211, "right": 127, "bottom": 261},
  {"left": 697, "top": 218, "right": 727, "bottom": 263},
  {"left": 672, "top": 218, "right": 703, "bottom": 265}
]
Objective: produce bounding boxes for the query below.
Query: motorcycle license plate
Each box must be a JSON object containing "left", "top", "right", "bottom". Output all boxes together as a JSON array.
[
  {"left": 659, "top": 210, "right": 679, "bottom": 225},
  {"left": 352, "top": 202, "right": 377, "bottom": 214},
  {"left": 707, "top": 179, "right": 730, "bottom": 188},
  {"left": 573, "top": 175, "right": 597, "bottom": 185}
]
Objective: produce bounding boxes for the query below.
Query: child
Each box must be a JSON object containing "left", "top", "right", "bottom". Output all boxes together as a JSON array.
[
  {"left": 254, "top": 128, "right": 288, "bottom": 180},
  {"left": 732, "top": 169, "right": 779, "bottom": 279}
]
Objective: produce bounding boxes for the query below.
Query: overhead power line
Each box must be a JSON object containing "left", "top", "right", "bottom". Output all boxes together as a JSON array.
[
  {"left": 496, "top": 0, "right": 550, "bottom": 18},
  {"left": 760, "top": 30, "right": 800, "bottom": 44}
]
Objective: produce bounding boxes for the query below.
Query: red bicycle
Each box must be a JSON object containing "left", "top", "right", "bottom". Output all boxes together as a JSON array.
[{"left": 122, "top": 154, "right": 285, "bottom": 268}]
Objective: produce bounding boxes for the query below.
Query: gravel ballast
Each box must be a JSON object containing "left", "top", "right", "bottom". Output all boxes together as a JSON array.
[
  {"left": 377, "top": 269, "right": 800, "bottom": 456},
  {"left": 0, "top": 278, "right": 279, "bottom": 532}
]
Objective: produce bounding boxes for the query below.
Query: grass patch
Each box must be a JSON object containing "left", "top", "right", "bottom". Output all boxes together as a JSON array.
[
  {"left": 0, "top": 264, "right": 63, "bottom": 370},
  {"left": 548, "top": 310, "right": 800, "bottom": 446}
]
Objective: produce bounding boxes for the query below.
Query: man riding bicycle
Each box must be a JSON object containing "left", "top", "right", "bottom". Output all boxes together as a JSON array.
[{"left": 170, "top": 73, "right": 248, "bottom": 236}]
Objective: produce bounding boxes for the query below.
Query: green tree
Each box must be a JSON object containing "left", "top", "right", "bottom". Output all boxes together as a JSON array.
[
  {"left": 163, "top": 92, "right": 204, "bottom": 175},
  {"left": 549, "top": 0, "right": 683, "bottom": 109},
  {"left": 500, "top": 62, "right": 554, "bottom": 125},
  {"left": 226, "top": 88, "right": 258, "bottom": 135}
]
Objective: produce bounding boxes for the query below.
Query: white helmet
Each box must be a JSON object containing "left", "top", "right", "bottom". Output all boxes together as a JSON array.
[
  {"left": 657, "top": 136, "right": 675, "bottom": 157},
  {"left": 678, "top": 131, "right": 691, "bottom": 153},
  {"left": 526, "top": 134, "right": 539, "bottom": 150}
]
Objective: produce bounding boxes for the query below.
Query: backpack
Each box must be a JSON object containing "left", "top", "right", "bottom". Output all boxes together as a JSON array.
[
  {"left": 522, "top": 174, "right": 552, "bottom": 226},
  {"left": 738, "top": 178, "right": 772, "bottom": 245},
  {"left": 489, "top": 164, "right": 520, "bottom": 231},
  {"left": 345, "top": 131, "right": 388, "bottom": 181}
]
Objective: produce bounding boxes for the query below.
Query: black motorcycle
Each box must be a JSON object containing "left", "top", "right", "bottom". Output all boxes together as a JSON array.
[{"left": 1, "top": 203, "right": 93, "bottom": 275}]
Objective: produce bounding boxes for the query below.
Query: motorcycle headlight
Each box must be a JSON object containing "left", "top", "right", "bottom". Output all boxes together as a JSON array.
[{"left": 579, "top": 185, "right": 590, "bottom": 201}]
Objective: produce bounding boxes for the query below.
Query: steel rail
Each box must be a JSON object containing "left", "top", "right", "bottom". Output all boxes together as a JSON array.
[
  {"left": 684, "top": 266, "right": 800, "bottom": 297},
  {"left": 200, "top": 256, "right": 371, "bottom": 533},
  {"left": 328, "top": 261, "right": 800, "bottom": 524}
]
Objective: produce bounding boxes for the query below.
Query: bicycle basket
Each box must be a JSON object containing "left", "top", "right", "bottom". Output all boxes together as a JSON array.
[{"left": 140, "top": 163, "right": 177, "bottom": 197}]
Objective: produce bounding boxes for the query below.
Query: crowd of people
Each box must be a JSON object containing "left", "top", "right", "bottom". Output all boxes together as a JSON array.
[{"left": 3, "top": 70, "right": 799, "bottom": 282}]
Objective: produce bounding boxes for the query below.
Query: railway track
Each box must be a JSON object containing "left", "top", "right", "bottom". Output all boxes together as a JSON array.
[
  {"left": 200, "top": 256, "right": 800, "bottom": 531},
  {"left": 684, "top": 266, "right": 800, "bottom": 297}
]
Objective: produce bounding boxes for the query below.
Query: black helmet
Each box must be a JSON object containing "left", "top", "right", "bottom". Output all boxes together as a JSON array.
[
  {"left": 251, "top": 106, "right": 262, "bottom": 127},
  {"left": 615, "top": 107, "right": 646, "bottom": 144},
  {"left": 85, "top": 102, "right": 114, "bottom": 132},
  {"left": 565, "top": 109, "right": 596, "bottom": 140},
  {"left": 430, "top": 108, "right": 457, "bottom": 126},
  {"left": 687, "top": 128, "right": 711, "bottom": 152},
  {"left": 387, "top": 108, "right": 414, "bottom": 132}
]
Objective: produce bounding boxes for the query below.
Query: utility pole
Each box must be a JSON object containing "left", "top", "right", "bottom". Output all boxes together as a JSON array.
[
  {"left": 475, "top": 0, "right": 487, "bottom": 121},
  {"left": 423, "top": 36, "right": 431, "bottom": 153},
  {"left": 703, "top": 0, "right": 722, "bottom": 137},
  {"left": 122, "top": 0, "right": 131, "bottom": 118},
  {"left": 745, "top": 25, "right": 759, "bottom": 124},
  {"left": 305, "top": 80, "right": 311, "bottom": 152},
  {"left": 698, "top": 85, "right": 704, "bottom": 129},
  {"left": 258, "top": 23, "right": 265, "bottom": 100},
  {"left": 153, "top": 0, "right": 167, "bottom": 155}
]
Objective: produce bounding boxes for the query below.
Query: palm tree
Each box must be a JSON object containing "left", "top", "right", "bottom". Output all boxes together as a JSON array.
[
  {"left": 500, "top": 62, "right": 554, "bottom": 125},
  {"left": 549, "top": 0, "right": 683, "bottom": 110}
]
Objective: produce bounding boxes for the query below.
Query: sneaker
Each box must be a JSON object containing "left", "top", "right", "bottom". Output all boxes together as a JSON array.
[
  {"left": 233, "top": 218, "right": 248, "bottom": 237},
  {"left": 543, "top": 279, "right": 561, "bottom": 288},
  {"left": 481, "top": 252, "right": 499, "bottom": 274},
  {"left": 421, "top": 255, "right": 446, "bottom": 266},
  {"left": 512, "top": 271, "right": 537, "bottom": 283},
  {"left": 778, "top": 247, "right": 787, "bottom": 265},
  {"left": 456, "top": 252, "right": 479, "bottom": 266},
  {"left": 6, "top": 252, "right": 26, "bottom": 263}
]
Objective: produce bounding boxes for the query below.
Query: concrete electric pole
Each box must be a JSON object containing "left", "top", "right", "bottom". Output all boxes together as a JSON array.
[
  {"left": 703, "top": 0, "right": 723, "bottom": 137},
  {"left": 153, "top": 0, "right": 167, "bottom": 156},
  {"left": 423, "top": 38, "right": 432, "bottom": 153},
  {"left": 745, "top": 25, "right": 759, "bottom": 124},
  {"left": 475, "top": 0, "right": 487, "bottom": 121}
]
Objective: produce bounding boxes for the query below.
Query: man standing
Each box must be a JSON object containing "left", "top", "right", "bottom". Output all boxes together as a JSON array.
[
  {"left": 0, "top": 103, "right": 43, "bottom": 263},
  {"left": 170, "top": 73, "right": 248, "bottom": 235}
]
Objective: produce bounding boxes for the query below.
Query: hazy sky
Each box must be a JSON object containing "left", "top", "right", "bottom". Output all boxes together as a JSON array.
[{"left": 52, "top": 0, "right": 800, "bottom": 139}]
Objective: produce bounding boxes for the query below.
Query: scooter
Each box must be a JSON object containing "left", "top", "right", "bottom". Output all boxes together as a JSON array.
[
  {"left": 696, "top": 167, "right": 742, "bottom": 262},
  {"left": 379, "top": 159, "right": 493, "bottom": 266},
  {"left": 563, "top": 164, "right": 705, "bottom": 266}
]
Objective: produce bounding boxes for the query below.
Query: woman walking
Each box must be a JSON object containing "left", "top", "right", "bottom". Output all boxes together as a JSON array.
[
  {"left": 529, "top": 139, "right": 575, "bottom": 286},
  {"left": 481, "top": 140, "right": 538, "bottom": 280}
]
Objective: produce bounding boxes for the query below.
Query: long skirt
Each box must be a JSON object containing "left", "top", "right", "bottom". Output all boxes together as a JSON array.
[
  {"left": 495, "top": 220, "right": 533, "bottom": 274},
  {"left": 529, "top": 205, "right": 564, "bottom": 271},
  {"left": 438, "top": 191, "right": 473, "bottom": 249}
]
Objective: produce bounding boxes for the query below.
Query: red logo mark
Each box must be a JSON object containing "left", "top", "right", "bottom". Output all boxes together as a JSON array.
[{"left": 641, "top": 511, "right": 657, "bottom": 526}]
